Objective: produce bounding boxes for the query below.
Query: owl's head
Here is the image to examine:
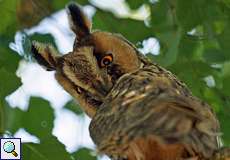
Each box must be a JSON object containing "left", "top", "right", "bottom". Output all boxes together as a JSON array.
[{"left": 31, "top": 3, "right": 149, "bottom": 117}]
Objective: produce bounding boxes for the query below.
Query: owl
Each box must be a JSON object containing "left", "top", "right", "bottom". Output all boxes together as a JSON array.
[{"left": 31, "top": 3, "right": 230, "bottom": 160}]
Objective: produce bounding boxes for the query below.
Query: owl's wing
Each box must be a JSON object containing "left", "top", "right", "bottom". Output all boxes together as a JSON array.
[{"left": 90, "top": 65, "right": 221, "bottom": 159}]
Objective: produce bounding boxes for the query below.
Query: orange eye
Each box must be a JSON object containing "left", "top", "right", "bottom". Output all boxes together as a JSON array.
[{"left": 100, "top": 54, "right": 113, "bottom": 67}]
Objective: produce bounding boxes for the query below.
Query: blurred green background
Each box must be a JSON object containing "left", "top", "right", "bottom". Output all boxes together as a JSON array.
[{"left": 0, "top": 0, "right": 230, "bottom": 159}]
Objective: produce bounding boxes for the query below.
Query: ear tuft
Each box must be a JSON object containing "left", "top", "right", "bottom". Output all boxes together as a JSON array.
[
  {"left": 31, "top": 41, "right": 59, "bottom": 71},
  {"left": 66, "top": 2, "right": 91, "bottom": 40}
]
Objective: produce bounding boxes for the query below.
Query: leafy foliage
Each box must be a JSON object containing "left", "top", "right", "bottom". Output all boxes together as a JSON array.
[
  {"left": 0, "top": 0, "right": 230, "bottom": 159},
  {"left": 23, "top": 135, "right": 71, "bottom": 160},
  {"left": 93, "top": 9, "right": 153, "bottom": 44},
  {"left": 71, "top": 148, "right": 97, "bottom": 160},
  {"left": 64, "top": 100, "right": 84, "bottom": 115}
]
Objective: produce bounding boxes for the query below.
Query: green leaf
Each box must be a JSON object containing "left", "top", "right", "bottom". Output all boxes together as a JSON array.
[
  {"left": 176, "top": 0, "right": 203, "bottom": 31},
  {"left": 0, "top": 33, "right": 21, "bottom": 134},
  {"left": 76, "top": 0, "right": 89, "bottom": 5},
  {"left": 4, "top": 103, "right": 25, "bottom": 134},
  {"left": 222, "top": 76, "right": 230, "bottom": 96},
  {"left": 218, "top": 110, "right": 230, "bottom": 146},
  {"left": 178, "top": 34, "right": 201, "bottom": 59},
  {"left": 222, "top": 61, "right": 230, "bottom": 77},
  {"left": 0, "top": 0, "right": 18, "bottom": 33},
  {"left": 153, "top": 29, "right": 182, "bottom": 67},
  {"left": 176, "top": 0, "right": 223, "bottom": 31},
  {"left": 162, "top": 29, "right": 182, "bottom": 66},
  {"left": 93, "top": 9, "right": 152, "bottom": 44},
  {"left": 217, "top": 23, "right": 230, "bottom": 60},
  {"left": 169, "top": 60, "right": 212, "bottom": 98},
  {"left": 125, "top": 0, "right": 145, "bottom": 9},
  {"left": 0, "top": 33, "right": 21, "bottom": 71},
  {"left": 150, "top": 0, "right": 176, "bottom": 32},
  {"left": 203, "top": 49, "right": 226, "bottom": 63},
  {"left": 51, "top": 0, "right": 70, "bottom": 10},
  {"left": 149, "top": 0, "right": 182, "bottom": 66},
  {"left": 0, "top": 68, "right": 21, "bottom": 98},
  {"left": 203, "top": 88, "right": 223, "bottom": 112},
  {"left": 222, "top": 0, "right": 230, "bottom": 8},
  {"left": 71, "top": 148, "right": 96, "bottom": 160},
  {"left": 52, "top": 0, "right": 89, "bottom": 9},
  {"left": 23, "top": 97, "right": 55, "bottom": 138},
  {"left": 64, "top": 100, "right": 83, "bottom": 115},
  {"left": 23, "top": 135, "right": 71, "bottom": 160}
]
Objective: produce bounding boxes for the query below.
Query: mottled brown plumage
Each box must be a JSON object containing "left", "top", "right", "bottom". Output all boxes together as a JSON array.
[
  {"left": 31, "top": 3, "right": 229, "bottom": 160},
  {"left": 90, "top": 64, "right": 220, "bottom": 160}
]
